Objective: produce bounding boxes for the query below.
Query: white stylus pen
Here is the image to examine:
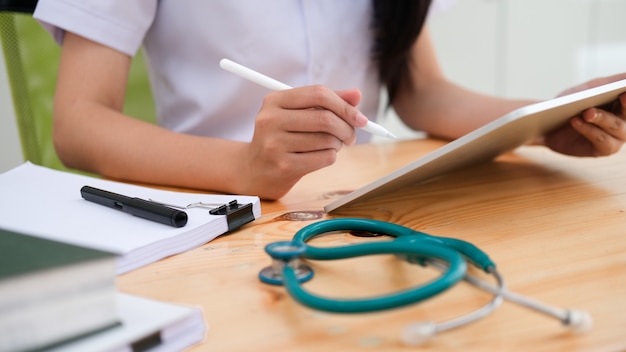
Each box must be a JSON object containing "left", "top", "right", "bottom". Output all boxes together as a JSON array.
[{"left": 219, "top": 58, "right": 397, "bottom": 139}]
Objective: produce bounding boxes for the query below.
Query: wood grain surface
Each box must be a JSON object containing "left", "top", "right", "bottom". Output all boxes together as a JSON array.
[{"left": 118, "top": 139, "right": 626, "bottom": 352}]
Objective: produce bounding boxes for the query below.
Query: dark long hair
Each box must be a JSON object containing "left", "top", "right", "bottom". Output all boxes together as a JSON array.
[{"left": 372, "top": 0, "right": 432, "bottom": 104}]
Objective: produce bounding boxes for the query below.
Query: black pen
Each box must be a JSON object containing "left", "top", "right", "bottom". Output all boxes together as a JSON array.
[{"left": 80, "top": 185, "right": 188, "bottom": 228}]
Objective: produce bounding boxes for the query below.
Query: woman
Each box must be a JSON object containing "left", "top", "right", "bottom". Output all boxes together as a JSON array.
[{"left": 34, "top": 0, "right": 625, "bottom": 199}]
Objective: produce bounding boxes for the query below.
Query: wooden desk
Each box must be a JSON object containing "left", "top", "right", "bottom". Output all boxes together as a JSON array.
[{"left": 118, "top": 139, "right": 626, "bottom": 352}]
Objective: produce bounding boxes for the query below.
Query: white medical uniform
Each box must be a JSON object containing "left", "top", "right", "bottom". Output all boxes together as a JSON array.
[{"left": 34, "top": 1, "right": 447, "bottom": 143}]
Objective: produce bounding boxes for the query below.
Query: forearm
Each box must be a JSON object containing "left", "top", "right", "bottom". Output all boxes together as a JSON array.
[
  {"left": 394, "top": 79, "right": 536, "bottom": 140},
  {"left": 53, "top": 33, "right": 257, "bottom": 196},
  {"left": 53, "top": 101, "right": 251, "bottom": 194}
]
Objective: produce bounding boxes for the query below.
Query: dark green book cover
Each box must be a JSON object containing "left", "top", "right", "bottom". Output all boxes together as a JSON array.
[{"left": 0, "top": 227, "right": 116, "bottom": 280}]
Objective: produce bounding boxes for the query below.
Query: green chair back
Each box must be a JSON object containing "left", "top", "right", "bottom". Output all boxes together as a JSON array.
[{"left": 0, "top": 3, "right": 156, "bottom": 171}]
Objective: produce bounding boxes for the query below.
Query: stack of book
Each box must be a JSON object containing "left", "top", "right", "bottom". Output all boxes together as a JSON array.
[
  {"left": 0, "top": 227, "right": 118, "bottom": 351},
  {"left": 0, "top": 227, "right": 207, "bottom": 352}
]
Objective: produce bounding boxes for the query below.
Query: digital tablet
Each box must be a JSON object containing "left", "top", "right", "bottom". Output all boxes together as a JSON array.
[{"left": 324, "top": 79, "right": 626, "bottom": 213}]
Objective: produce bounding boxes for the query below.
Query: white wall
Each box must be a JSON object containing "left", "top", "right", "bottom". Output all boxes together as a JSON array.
[
  {"left": 378, "top": 0, "right": 626, "bottom": 140},
  {"left": 430, "top": 0, "right": 626, "bottom": 99}
]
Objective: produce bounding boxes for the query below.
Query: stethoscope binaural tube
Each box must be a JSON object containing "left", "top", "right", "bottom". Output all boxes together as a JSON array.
[
  {"left": 401, "top": 264, "right": 506, "bottom": 346},
  {"left": 401, "top": 260, "right": 592, "bottom": 346}
]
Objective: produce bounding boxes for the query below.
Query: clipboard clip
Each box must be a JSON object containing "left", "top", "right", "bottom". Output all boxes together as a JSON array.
[
  {"left": 209, "top": 200, "right": 255, "bottom": 232},
  {"left": 148, "top": 198, "right": 255, "bottom": 232}
]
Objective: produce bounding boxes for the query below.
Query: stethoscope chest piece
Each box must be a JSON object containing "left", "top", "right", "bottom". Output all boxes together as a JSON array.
[{"left": 259, "top": 241, "right": 314, "bottom": 285}]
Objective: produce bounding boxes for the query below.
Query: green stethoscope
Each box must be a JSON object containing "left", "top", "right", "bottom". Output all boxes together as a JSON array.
[{"left": 259, "top": 218, "right": 592, "bottom": 346}]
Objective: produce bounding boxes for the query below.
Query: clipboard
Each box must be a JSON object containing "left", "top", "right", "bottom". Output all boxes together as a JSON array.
[
  {"left": 325, "top": 79, "right": 626, "bottom": 213},
  {"left": 0, "top": 162, "right": 262, "bottom": 274}
]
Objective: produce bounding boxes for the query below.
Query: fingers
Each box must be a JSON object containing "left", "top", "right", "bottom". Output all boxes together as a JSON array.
[
  {"left": 276, "top": 108, "right": 358, "bottom": 145},
  {"left": 280, "top": 147, "right": 341, "bottom": 175},
  {"left": 594, "top": 72, "right": 626, "bottom": 87},
  {"left": 336, "top": 88, "right": 363, "bottom": 108},
  {"left": 273, "top": 85, "right": 367, "bottom": 125},
  {"left": 557, "top": 73, "right": 626, "bottom": 97},
  {"left": 571, "top": 94, "right": 626, "bottom": 156},
  {"left": 259, "top": 127, "right": 344, "bottom": 154}
]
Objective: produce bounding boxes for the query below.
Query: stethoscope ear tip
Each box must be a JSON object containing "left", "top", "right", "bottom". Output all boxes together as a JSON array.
[
  {"left": 401, "top": 321, "right": 437, "bottom": 347},
  {"left": 565, "top": 310, "right": 593, "bottom": 334}
]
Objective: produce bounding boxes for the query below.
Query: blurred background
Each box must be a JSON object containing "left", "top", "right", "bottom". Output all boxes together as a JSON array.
[
  {"left": 2, "top": 0, "right": 626, "bottom": 172},
  {"left": 377, "top": 0, "right": 626, "bottom": 139}
]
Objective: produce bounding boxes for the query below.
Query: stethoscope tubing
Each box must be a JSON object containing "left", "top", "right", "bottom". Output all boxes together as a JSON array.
[
  {"left": 293, "top": 218, "right": 496, "bottom": 271},
  {"left": 281, "top": 241, "right": 467, "bottom": 313}
]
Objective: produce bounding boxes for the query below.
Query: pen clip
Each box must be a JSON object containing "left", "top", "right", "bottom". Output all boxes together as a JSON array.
[{"left": 148, "top": 199, "right": 226, "bottom": 210}]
